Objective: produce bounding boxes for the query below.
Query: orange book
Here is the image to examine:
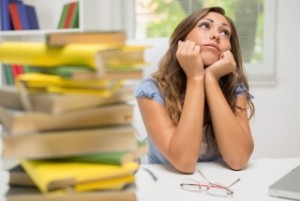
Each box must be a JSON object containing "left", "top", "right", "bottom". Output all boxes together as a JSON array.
[
  {"left": 9, "top": 3, "right": 22, "bottom": 30},
  {"left": 64, "top": 2, "right": 76, "bottom": 28}
]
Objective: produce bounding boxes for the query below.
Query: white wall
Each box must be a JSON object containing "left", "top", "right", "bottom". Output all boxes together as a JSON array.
[
  {"left": 133, "top": 0, "right": 300, "bottom": 160},
  {"left": 250, "top": 0, "right": 300, "bottom": 159}
]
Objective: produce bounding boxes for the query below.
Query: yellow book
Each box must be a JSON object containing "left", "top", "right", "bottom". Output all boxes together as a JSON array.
[
  {"left": 0, "top": 42, "right": 147, "bottom": 76},
  {"left": 17, "top": 73, "right": 124, "bottom": 97},
  {"left": 16, "top": 73, "right": 124, "bottom": 96},
  {"left": 75, "top": 174, "right": 135, "bottom": 191},
  {"left": 17, "top": 73, "right": 122, "bottom": 89},
  {"left": 21, "top": 160, "right": 139, "bottom": 193}
]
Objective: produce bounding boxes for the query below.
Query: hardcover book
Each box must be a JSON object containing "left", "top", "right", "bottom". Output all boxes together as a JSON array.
[
  {"left": 7, "top": 185, "right": 137, "bottom": 201},
  {"left": 0, "top": 85, "right": 134, "bottom": 114},
  {"left": 0, "top": 42, "right": 147, "bottom": 77},
  {"left": 46, "top": 32, "right": 126, "bottom": 46},
  {"left": 20, "top": 160, "right": 139, "bottom": 193},
  {"left": 0, "top": 103, "right": 134, "bottom": 135},
  {"left": 2, "top": 125, "right": 137, "bottom": 159}
]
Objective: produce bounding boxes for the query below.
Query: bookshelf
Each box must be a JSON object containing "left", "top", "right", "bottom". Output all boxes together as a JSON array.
[{"left": 0, "top": 0, "right": 134, "bottom": 86}]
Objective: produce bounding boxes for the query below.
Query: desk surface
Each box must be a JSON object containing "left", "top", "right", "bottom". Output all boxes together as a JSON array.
[
  {"left": 134, "top": 157, "right": 300, "bottom": 201},
  {"left": 0, "top": 158, "right": 299, "bottom": 201}
]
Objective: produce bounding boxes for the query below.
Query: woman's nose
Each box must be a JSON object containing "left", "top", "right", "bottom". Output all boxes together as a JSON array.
[{"left": 209, "top": 29, "right": 219, "bottom": 41}]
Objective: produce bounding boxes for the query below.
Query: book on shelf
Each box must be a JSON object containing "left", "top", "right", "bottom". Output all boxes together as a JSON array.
[
  {"left": 8, "top": 2, "right": 22, "bottom": 30},
  {"left": 24, "top": 4, "right": 39, "bottom": 29},
  {"left": 0, "top": 85, "right": 134, "bottom": 114},
  {"left": 0, "top": 42, "right": 147, "bottom": 77},
  {"left": 63, "top": 2, "right": 77, "bottom": 28},
  {"left": 1, "top": 0, "right": 13, "bottom": 31},
  {"left": 7, "top": 185, "right": 137, "bottom": 201},
  {"left": 57, "top": 3, "right": 69, "bottom": 29},
  {"left": 57, "top": 1, "right": 79, "bottom": 29},
  {"left": 2, "top": 125, "right": 137, "bottom": 159},
  {"left": 0, "top": 102, "right": 134, "bottom": 135},
  {"left": 20, "top": 159, "right": 139, "bottom": 193},
  {"left": 46, "top": 32, "right": 126, "bottom": 46},
  {"left": 3, "top": 64, "right": 15, "bottom": 85},
  {"left": 70, "top": 1, "right": 79, "bottom": 28},
  {"left": 15, "top": 1, "right": 30, "bottom": 30}
]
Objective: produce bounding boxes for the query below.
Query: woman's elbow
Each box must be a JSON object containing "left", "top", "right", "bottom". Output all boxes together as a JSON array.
[
  {"left": 172, "top": 157, "right": 198, "bottom": 174},
  {"left": 225, "top": 154, "right": 251, "bottom": 171}
]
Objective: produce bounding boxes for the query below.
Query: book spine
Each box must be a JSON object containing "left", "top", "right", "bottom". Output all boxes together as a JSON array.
[
  {"left": 8, "top": 2, "right": 23, "bottom": 30},
  {"left": 64, "top": 2, "right": 76, "bottom": 28},
  {"left": 57, "top": 3, "right": 69, "bottom": 29},
  {"left": 3, "top": 64, "right": 14, "bottom": 85},
  {"left": 0, "top": 0, "right": 13, "bottom": 30},
  {"left": 16, "top": 1, "right": 30, "bottom": 30},
  {"left": 24, "top": 4, "right": 39, "bottom": 29},
  {"left": 70, "top": 1, "right": 79, "bottom": 28}
]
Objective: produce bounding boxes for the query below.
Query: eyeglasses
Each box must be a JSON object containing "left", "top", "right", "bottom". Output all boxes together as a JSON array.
[{"left": 180, "top": 169, "right": 240, "bottom": 197}]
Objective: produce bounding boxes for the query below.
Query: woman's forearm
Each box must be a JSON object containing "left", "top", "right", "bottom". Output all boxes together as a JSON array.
[
  {"left": 204, "top": 74, "right": 253, "bottom": 170},
  {"left": 168, "top": 77, "right": 205, "bottom": 173}
]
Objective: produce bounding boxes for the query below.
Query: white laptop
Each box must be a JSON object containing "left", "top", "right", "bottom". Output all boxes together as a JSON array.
[{"left": 269, "top": 164, "right": 300, "bottom": 200}]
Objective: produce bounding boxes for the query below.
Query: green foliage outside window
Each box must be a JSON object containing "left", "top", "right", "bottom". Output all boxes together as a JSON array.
[{"left": 135, "top": 0, "right": 264, "bottom": 63}]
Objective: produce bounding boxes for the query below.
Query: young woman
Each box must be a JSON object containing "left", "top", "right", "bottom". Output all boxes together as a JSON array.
[{"left": 136, "top": 7, "right": 255, "bottom": 173}]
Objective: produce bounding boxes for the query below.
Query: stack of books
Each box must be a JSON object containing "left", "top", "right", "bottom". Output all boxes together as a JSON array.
[{"left": 0, "top": 32, "right": 149, "bottom": 201}]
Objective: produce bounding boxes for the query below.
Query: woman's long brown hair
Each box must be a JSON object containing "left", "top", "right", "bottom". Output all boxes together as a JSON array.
[{"left": 152, "top": 7, "right": 255, "bottom": 154}]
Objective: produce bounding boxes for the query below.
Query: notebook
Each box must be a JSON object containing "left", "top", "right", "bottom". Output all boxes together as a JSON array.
[{"left": 269, "top": 163, "right": 300, "bottom": 200}]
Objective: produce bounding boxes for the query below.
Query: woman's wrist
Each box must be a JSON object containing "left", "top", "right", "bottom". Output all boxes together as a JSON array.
[
  {"left": 204, "top": 70, "right": 219, "bottom": 82},
  {"left": 187, "top": 74, "right": 205, "bottom": 84}
]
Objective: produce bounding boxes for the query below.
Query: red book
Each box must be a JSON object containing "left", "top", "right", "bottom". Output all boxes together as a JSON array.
[
  {"left": 9, "top": 3, "right": 23, "bottom": 30},
  {"left": 64, "top": 2, "right": 76, "bottom": 28},
  {"left": 10, "top": 64, "right": 19, "bottom": 83},
  {"left": 15, "top": 64, "right": 24, "bottom": 75}
]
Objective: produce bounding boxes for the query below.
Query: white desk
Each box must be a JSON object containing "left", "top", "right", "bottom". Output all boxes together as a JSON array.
[
  {"left": 135, "top": 158, "right": 300, "bottom": 201},
  {"left": 0, "top": 158, "right": 299, "bottom": 201}
]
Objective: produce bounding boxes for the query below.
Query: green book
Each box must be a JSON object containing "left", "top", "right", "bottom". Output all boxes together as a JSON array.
[
  {"left": 70, "top": 2, "right": 79, "bottom": 28},
  {"left": 28, "top": 66, "right": 94, "bottom": 78},
  {"left": 49, "top": 141, "right": 148, "bottom": 165},
  {"left": 3, "top": 64, "right": 14, "bottom": 85},
  {"left": 22, "top": 65, "right": 33, "bottom": 73},
  {"left": 57, "top": 3, "right": 70, "bottom": 29}
]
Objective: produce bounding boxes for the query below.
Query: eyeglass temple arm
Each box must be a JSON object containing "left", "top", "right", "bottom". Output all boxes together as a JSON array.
[
  {"left": 226, "top": 178, "right": 241, "bottom": 188},
  {"left": 198, "top": 170, "right": 240, "bottom": 193},
  {"left": 197, "top": 170, "right": 210, "bottom": 183}
]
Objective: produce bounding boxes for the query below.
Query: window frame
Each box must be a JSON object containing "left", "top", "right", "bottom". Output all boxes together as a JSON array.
[{"left": 99, "top": 0, "right": 277, "bottom": 85}]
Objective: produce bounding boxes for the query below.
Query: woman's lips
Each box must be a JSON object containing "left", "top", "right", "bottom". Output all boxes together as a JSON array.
[{"left": 203, "top": 43, "right": 220, "bottom": 51}]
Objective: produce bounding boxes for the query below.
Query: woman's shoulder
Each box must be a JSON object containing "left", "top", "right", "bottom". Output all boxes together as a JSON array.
[
  {"left": 235, "top": 82, "right": 254, "bottom": 99},
  {"left": 135, "top": 77, "right": 164, "bottom": 104}
]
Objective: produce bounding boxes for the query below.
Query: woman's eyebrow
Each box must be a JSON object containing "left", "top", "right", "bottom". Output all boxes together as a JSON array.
[{"left": 201, "top": 18, "right": 230, "bottom": 28}]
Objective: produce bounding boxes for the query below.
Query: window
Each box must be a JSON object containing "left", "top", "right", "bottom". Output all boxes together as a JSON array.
[{"left": 134, "top": 0, "right": 276, "bottom": 85}]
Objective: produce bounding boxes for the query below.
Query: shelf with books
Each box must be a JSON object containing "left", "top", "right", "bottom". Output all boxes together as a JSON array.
[
  {"left": 0, "top": 0, "right": 133, "bottom": 86},
  {"left": 0, "top": 0, "right": 129, "bottom": 40}
]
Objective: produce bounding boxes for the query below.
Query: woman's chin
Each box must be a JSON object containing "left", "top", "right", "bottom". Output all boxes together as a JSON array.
[
  {"left": 201, "top": 54, "right": 219, "bottom": 67},
  {"left": 203, "top": 59, "right": 218, "bottom": 67}
]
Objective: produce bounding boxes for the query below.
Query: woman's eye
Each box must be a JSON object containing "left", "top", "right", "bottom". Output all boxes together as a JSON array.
[
  {"left": 199, "top": 22, "right": 210, "bottom": 29},
  {"left": 220, "top": 30, "right": 231, "bottom": 38}
]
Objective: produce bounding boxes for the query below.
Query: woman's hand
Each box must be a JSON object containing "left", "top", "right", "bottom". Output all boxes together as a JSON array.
[
  {"left": 176, "top": 40, "right": 204, "bottom": 79},
  {"left": 205, "top": 50, "right": 236, "bottom": 80}
]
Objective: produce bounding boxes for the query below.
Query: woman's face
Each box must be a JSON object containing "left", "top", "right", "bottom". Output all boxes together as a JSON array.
[{"left": 186, "top": 12, "right": 232, "bottom": 66}]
